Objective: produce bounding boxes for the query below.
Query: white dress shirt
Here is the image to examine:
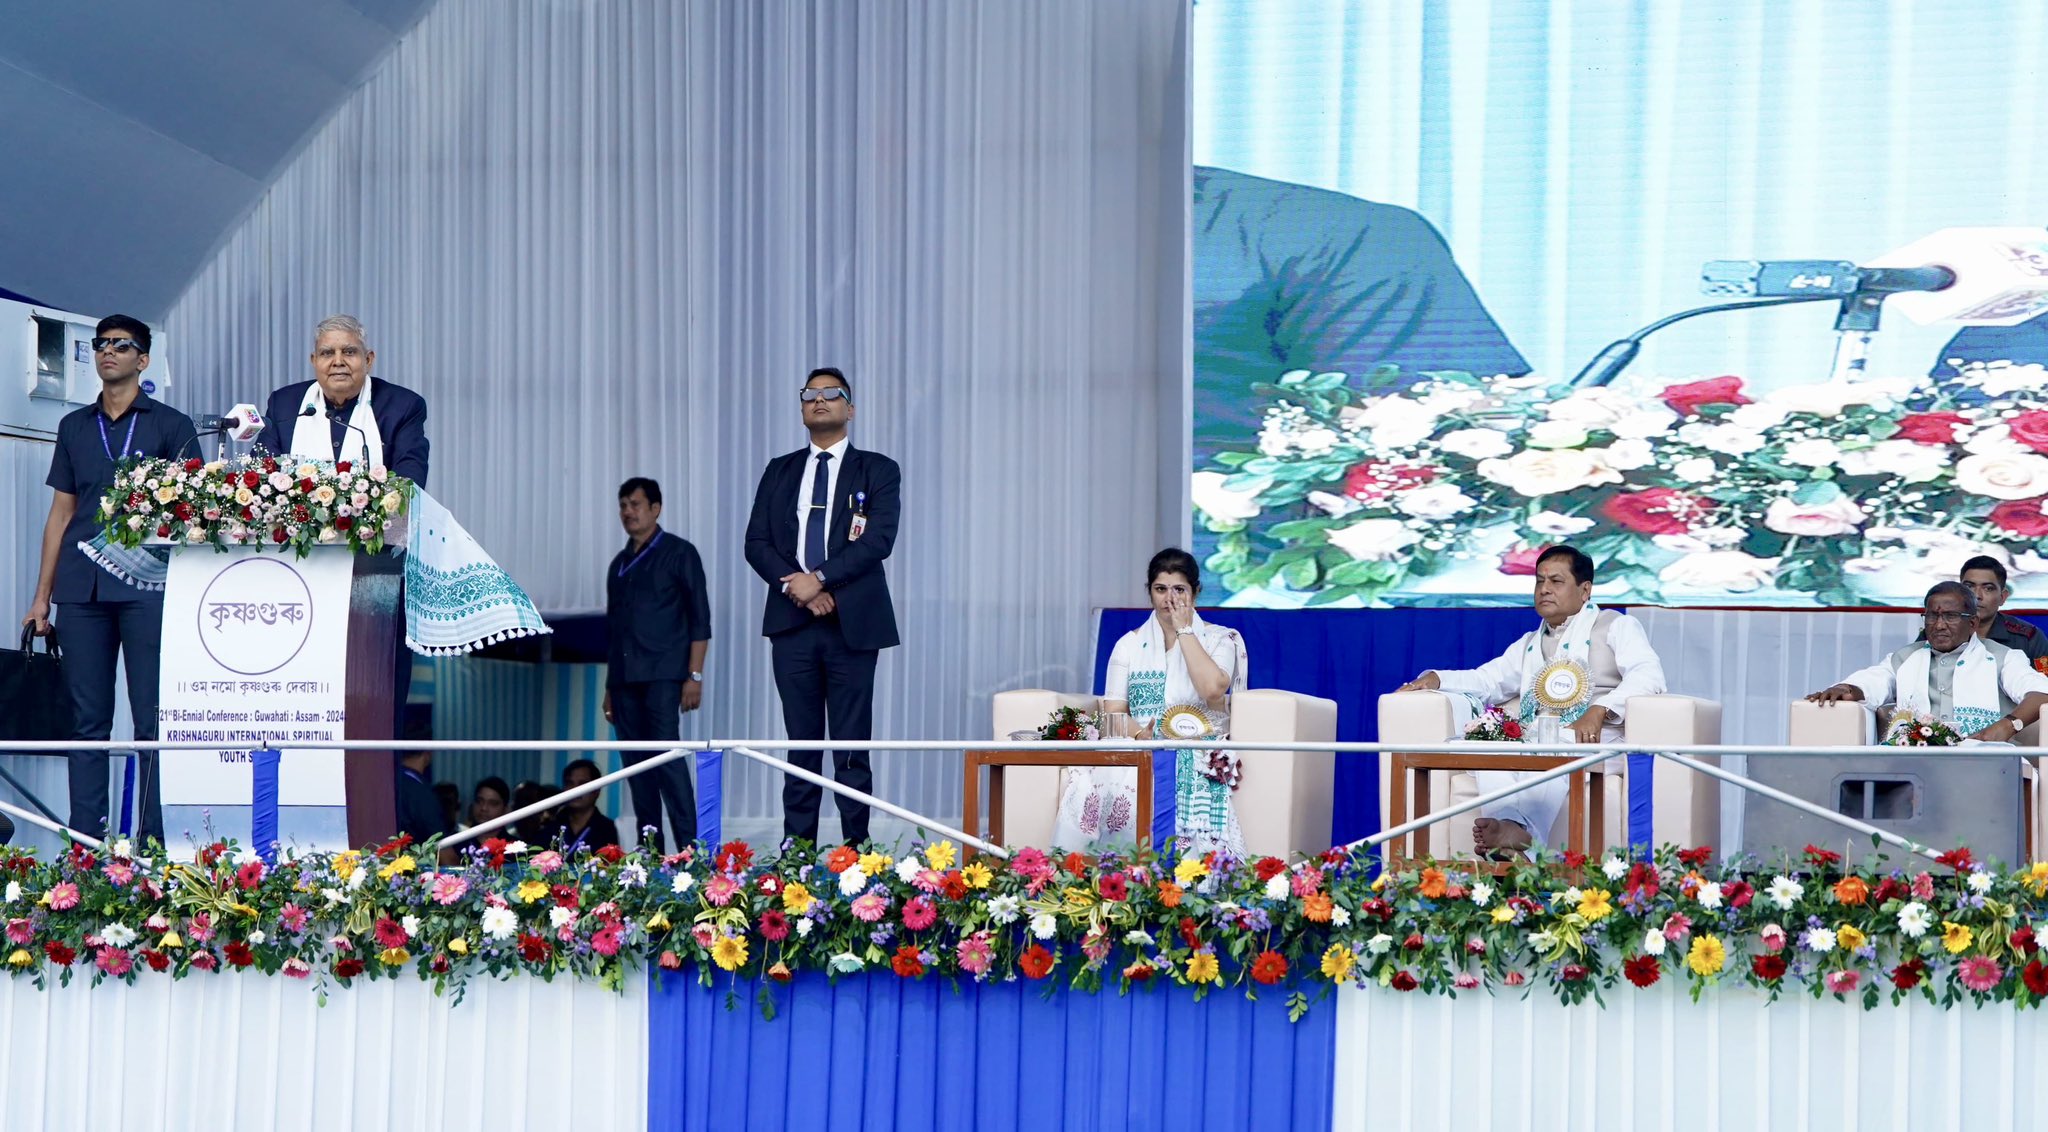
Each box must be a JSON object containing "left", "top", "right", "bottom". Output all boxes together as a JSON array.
[
  {"left": 1433, "top": 609, "right": 1667, "bottom": 727},
  {"left": 1840, "top": 639, "right": 2048, "bottom": 717},
  {"left": 794, "top": 436, "right": 850, "bottom": 573}
]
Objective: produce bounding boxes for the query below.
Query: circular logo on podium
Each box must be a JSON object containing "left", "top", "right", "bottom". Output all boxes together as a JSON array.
[
  {"left": 1534, "top": 658, "right": 1591, "bottom": 714},
  {"left": 197, "top": 557, "right": 315, "bottom": 675},
  {"left": 1159, "top": 703, "right": 1223, "bottom": 741}
]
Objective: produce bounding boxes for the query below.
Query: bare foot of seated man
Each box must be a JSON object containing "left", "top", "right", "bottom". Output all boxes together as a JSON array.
[{"left": 1471, "top": 817, "right": 1533, "bottom": 857}]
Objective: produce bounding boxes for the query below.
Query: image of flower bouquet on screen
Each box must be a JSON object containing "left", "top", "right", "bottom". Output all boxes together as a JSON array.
[{"left": 1193, "top": 361, "right": 2048, "bottom": 608}]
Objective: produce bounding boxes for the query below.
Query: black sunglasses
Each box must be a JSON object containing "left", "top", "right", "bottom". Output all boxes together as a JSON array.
[
  {"left": 800, "top": 387, "right": 849, "bottom": 403},
  {"left": 91, "top": 337, "right": 143, "bottom": 355}
]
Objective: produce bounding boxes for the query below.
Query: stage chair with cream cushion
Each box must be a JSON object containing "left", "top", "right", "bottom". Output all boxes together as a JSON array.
[
  {"left": 984, "top": 688, "right": 1338, "bottom": 855},
  {"left": 1375, "top": 691, "right": 1722, "bottom": 861}
]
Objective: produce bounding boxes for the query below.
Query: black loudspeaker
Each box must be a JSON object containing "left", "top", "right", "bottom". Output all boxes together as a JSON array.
[{"left": 1739, "top": 753, "right": 2023, "bottom": 867}]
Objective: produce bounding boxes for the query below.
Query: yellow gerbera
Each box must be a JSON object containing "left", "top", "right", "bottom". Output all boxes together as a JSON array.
[
  {"left": 858, "top": 852, "right": 892, "bottom": 877},
  {"left": 1490, "top": 905, "right": 1516, "bottom": 924},
  {"left": 1174, "top": 856, "right": 1210, "bottom": 886},
  {"left": 332, "top": 852, "right": 361, "bottom": 881},
  {"left": 1186, "top": 951, "right": 1221, "bottom": 984},
  {"left": 962, "top": 863, "right": 994, "bottom": 890},
  {"left": 712, "top": 934, "right": 750, "bottom": 972},
  {"left": 1576, "top": 889, "right": 1613, "bottom": 922},
  {"left": 515, "top": 879, "right": 550, "bottom": 904},
  {"left": 2025, "top": 862, "right": 2048, "bottom": 897},
  {"left": 1320, "top": 944, "right": 1355, "bottom": 981},
  {"left": 1836, "top": 925, "right": 1867, "bottom": 952},
  {"left": 1942, "top": 921, "right": 1974, "bottom": 954},
  {"left": 647, "top": 910, "right": 672, "bottom": 932},
  {"left": 781, "top": 882, "right": 816, "bottom": 916},
  {"left": 377, "top": 854, "right": 417, "bottom": 881},
  {"left": 924, "top": 842, "right": 958, "bottom": 871},
  {"left": 1686, "top": 934, "right": 1727, "bottom": 976}
]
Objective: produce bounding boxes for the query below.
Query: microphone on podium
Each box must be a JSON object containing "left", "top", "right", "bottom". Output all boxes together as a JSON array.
[
  {"left": 179, "top": 403, "right": 266, "bottom": 460},
  {"left": 303, "top": 403, "right": 375, "bottom": 461}
]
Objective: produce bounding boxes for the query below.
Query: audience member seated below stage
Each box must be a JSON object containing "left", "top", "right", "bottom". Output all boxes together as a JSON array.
[
  {"left": 545, "top": 759, "right": 622, "bottom": 854},
  {"left": 1395, "top": 544, "right": 1666, "bottom": 855},
  {"left": 1807, "top": 580, "right": 2048, "bottom": 739}
]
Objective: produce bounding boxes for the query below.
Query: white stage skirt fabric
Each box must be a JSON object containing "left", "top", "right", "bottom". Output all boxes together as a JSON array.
[
  {"left": 0, "top": 973, "right": 647, "bottom": 1132},
  {"left": 1332, "top": 980, "right": 2044, "bottom": 1132}
]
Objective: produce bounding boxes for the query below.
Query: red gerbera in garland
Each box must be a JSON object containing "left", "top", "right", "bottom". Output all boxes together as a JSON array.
[
  {"left": 1801, "top": 844, "right": 1842, "bottom": 869},
  {"left": 759, "top": 911, "right": 790, "bottom": 942},
  {"left": 2024, "top": 960, "right": 2048, "bottom": 997},
  {"left": 1890, "top": 958, "right": 1926, "bottom": 990},
  {"left": 891, "top": 946, "right": 926, "bottom": 978},
  {"left": 44, "top": 940, "right": 76, "bottom": 966},
  {"left": 1253, "top": 857, "right": 1288, "bottom": 882},
  {"left": 1018, "top": 944, "right": 1055, "bottom": 980},
  {"left": 1935, "top": 847, "right": 1975, "bottom": 873},
  {"left": 1097, "top": 873, "right": 1129, "bottom": 902},
  {"left": 1675, "top": 846, "right": 1714, "bottom": 867},
  {"left": 1250, "top": 951, "right": 1288, "bottom": 985},
  {"left": 1624, "top": 955, "right": 1661, "bottom": 987},
  {"left": 333, "top": 957, "right": 366, "bottom": 979},
  {"left": 1178, "top": 916, "right": 1202, "bottom": 950},
  {"left": 518, "top": 933, "right": 551, "bottom": 963},
  {"left": 1751, "top": 954, "right": 1788, "bottom": 982},
  {"left": 482, "top": 838, "right": 510, "bottom": 869},
  {"left": 714, "top": 841, "right": 753, "bottom": 874},
  {"left": 595, "top": 845, "right": 625, "bottom": 866},
  {"left": 1060, "top": 852, "right": 1089, "bottom": 878},
  {"left": 377, "top": 833, "right": 413, "bottom": 858},
  {"left": 224, "top": 941, "right": 256, "bottom": 968},
  {"left": 940, "top": 871, "right": 968, "bottom": 901},
  {"left": 141, "top": 949, "right": 171, "bottom": 972},
  {"left": 1561, "top": 850, "right": 1589, "bottom": 870}
]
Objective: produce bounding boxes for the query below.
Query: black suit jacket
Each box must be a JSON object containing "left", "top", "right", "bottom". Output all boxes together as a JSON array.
[
  {"left": 745, "top": 444, "right": 900, "bottom": 651},
  {"left": 254, "top": 377, "right": 431, "bottom": 487}
]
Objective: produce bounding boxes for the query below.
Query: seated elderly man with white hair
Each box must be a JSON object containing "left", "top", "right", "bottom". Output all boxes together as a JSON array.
[
  {"left": 1807, "top": 580, "right": 2048, "bottom": 739},
  {"left": 1396, "top": 544, "right": 1666, "bottom": 854}
]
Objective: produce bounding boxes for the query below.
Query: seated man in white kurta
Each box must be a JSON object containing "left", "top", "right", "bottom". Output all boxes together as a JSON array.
[
  {"left": 1397, "top": 545, "right": 1667, "bottom": 853},
  {"left": 1807, "top": 580, "right": 2048, "bottom": 739}
]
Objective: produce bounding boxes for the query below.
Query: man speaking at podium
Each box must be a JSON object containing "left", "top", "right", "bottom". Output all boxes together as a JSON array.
[{"left": 254, "top": 314, "right": 432, "bottom": 736}]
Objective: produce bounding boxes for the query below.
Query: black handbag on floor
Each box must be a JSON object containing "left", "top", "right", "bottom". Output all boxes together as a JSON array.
[{"left": 0, "top": 626, "right": 68, "bottom": 741}]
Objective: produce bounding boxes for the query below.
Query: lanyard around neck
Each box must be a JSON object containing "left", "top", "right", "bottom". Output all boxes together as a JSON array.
[
  {"left": 97, "top": 408, "right": 140, "bottom": 462},
  {"left": 617, "top": 530, "right": 664, "bottom": 577}
]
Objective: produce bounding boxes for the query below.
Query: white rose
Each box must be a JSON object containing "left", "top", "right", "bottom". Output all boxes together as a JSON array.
[
  {"left": 1326, "top": 519, "right": 1419, "bottom": 562},
  {"left": 234, "top": 486, "right": 255, "bottom": 505},
  {"left": 311, "top": 484, "right": 337, "bottom": 506},
  {"left": 1592, "top": 438, "right": 1655, "bottom": 471},
  {"left": 1726, "top": 402, "right": 1791, "bottom": 431},
  {"left": 1360, "top": 397, "right": 1450, "bottom": 450},
  {"left": 380, "top": 491, "right": 404, "bottom": 513},
  {"left": 1764, "top": 496, "right": 1865, "bottom": 536},
  {"left": 1610, "top": 408, "right": 1678, "bottom": 440},
  {"left": 1191, "top": 471, "right": 1263, "bottom": 523},
  {"left": 1835, "top": 440, "right": 1948, "bottom": 483},
  {"left": 1525, "top": 420, "right": 1590, "bottom": 449},
  {"left": 318, "top": 527, "right": 339, "bottom": 543},
  {"left": 1438, "top": 428, "right": 1513, "bottom": 460},
  {"left": 268, "top": 471, "right": 292, "bottom": 491},
  {"left": 1528, "top": 511, "right": 1595, "bottom": 537},
  {"left": 1672, "top": 457, "right": 1718, "bottom": 484},
  {"left": 1957, "top": 453, "right": 2048, "bottom": 500},
  {"left": 1686, "top": 423, "right": 1766, "bottom": 456},
  {"left": 185, "top": 526, "right": 208, "bottom": 543},
  {"left": 1393, "top": 483, "right": 1476, "bottom": 520},
  {"left": 1366, "top": 933, "right": 1394, "bottom": 955},
  {"left": 1543, "top": 387, "right": 1637, "bottom": 429},
  {"left": 1659, "top": 550, "right": 1777, "bottom": 592},
  {"left": 351, "top": 492, "right": 372, "bottom": 511},
  {"left": 294, "top": 462, "right": 321, "bottom": 479},
  {"left": 1478, "top": 449, "right": 1623, "bottom": 497},
  {"left": 1781, "top": 439, "right": 1842, "bottom": 468}
]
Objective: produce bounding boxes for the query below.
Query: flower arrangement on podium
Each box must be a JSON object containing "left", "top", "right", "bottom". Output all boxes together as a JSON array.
[
  {"left": 8, "top": 834, "right": 2048, "bottom": 1017},
  {"left": 98, "top": 455, "right": 412, "bottom": 556},
  {"left": 1036, "top": 705, "right": 1101, "bottom": 742},
  {"left": 1196, "top": 361, "right": 2048, "bottom": 606},
  {"left": 1881, "top": 712, "right": 1965, "bottom": 747},
  {"left": 1462, "top": 706, "right": 1525, "bottom": 743}
]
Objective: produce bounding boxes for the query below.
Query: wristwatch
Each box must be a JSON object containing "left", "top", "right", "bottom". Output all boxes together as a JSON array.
[{"left": 688, "top": 672, "right": 704, "bottom": 683}]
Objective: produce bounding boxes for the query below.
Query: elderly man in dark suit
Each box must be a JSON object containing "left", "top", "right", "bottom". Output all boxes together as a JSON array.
[{"left": 744, "top": 366, "right": 901, "bottom": 846}]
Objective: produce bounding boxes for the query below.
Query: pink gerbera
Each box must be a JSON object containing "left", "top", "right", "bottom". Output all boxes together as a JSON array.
[
  {"left": 47, "top": 883, "right": 80, "bottom": 911},
  {"left": 1662, "top": 913, "right": 1692, "bottom": 942},
  {"left": 913, "top": 869, "right": 946, "bottom": 894},
  {"left": 902, "top": 897, "right": 937, "bottom": 932},
  {"left": 103, "top": 861, "right": 135, "bottom": 887},
  {"left": 851, "top": 891, "right": 889, "bottom": 923},
  {"left": 1824, "top": 970, "right": 1861, "bottom": 995},
  {"left": 95, "top": 946, "right": 133, "bottom": 976},
  {"left": 278, "top": 904, "right": 310, "bottom": 934},
  {"left": 704, "top": 874, "right": 741, "bottom": 907},
  {"left": 1959, "top": 956, "right": 2004, "bottom": 993},
  {"left": 5, "top": 918, "right": 31, "bottom": 945},
  {"left": 590, "top": 923, "right": 625, "bottom": 957},
  {"left": 529, "top": 851, "right": 564, "bottom": 876},
  {"left": 428, "top": 874, "right": 470, "bottom": 906},
  {"left": 956, "top": 932, "right": 994, "bottom": 977}
]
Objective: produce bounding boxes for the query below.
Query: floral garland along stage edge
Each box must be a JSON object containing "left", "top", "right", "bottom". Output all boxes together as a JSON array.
[
  {"left": 1195, "top": 362, "right": 2048, "bottom": 606},
  {"left": 100, "top": 455, "right": 411, "bottom": 556},
  {"left": 7, "top": 836, "right": 2048, "bottom": 1017}
]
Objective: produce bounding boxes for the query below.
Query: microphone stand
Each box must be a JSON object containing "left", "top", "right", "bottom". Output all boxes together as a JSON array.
[
  {"left": 1827, "top": 291, "right": 1886, "bottom": 383},
  {"left": 1570, "top": 296, "right": 1832, "bottom": 388}
]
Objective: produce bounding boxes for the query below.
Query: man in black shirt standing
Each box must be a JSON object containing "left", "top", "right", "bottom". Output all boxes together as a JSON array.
[
  {"left": 602, "top": 477, "right": 711, "bottom": 851},
  {"left": 20, "top": 314, "right": 198, "bottom": 845}
]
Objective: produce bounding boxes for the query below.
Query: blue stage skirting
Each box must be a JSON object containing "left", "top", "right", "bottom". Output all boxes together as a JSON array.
[
  {"left": 647, "top": 971, "right": 1336, "bottom": 1132},
  {"left": 1094, "top": 607, "right": 1568, "bottom": 846}
]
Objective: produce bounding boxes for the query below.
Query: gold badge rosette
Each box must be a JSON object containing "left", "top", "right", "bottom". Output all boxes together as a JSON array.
[
  {"left": 1158, "top": 702, "right": 1224, "bottom": 741},
  {"left": 1533, "top": 657, "right": 1592, "bottom": 715}
]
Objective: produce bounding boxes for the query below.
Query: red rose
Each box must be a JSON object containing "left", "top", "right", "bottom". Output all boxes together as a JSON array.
[
  {"left": 1892, "top": 412, "right": 1970, "bottom": 444},
  {"left": 1250, "top": 950, "right": 1289, "bottom": 985},
  {"left": 891, "top": 945, "right": 926, "bottom": 978},
  {"left": 1097, "top": 874, "right": 1129, "bottom": 902},
  {"left": 1890, "top": 958, "right": 1925, "bottom": 990},
  {"left": 1342, "top": 460, "right": 1438, "bottom": 506},
  {"left": 1676, "top": 846, "right": 1714, "bottom": 867},
  {"left": 242, "top": 470, "right": 261, "bottom": 488},
  {"left": 291, "top": 504, "right": 310, "bottom": 523},
  {"left": 1990, "top": 498, "right": 2048, "bottom": 537},
  {"left": 261, "top": 457, "right": 278, "bottom": 473},
  {"left": 334, "top": 515, "right": 354, "bottom": 531},
  {"left": 1872, "top": 877, "right": 1908, "bottom": 904},
  {"left": 1018, "top": 944, "right": 1055, "bottom": 980},
  {"left": 1254, "top": 857, "right": 1288, "bottom": 882},
  {"left": 2025, "top": 960, "right": 2048, "bottom": 997},
  {"left": 1498, "top": 548, "right": 1542, "bottom": 576},
  {"left": 595, "top": 845, "right": 625, "bottom": 865},
  {"left": 431, "top": 954, "right": 451, "bottom": 974},
  {"left": 518, "top": 933, "right": 551, "bottom": 963},
  {"left": 2007, "top": 410, "right": 2048, "bottom": 454},
  {"left": 1501, "top": 718, "right": 1523, "bottom": 739},
  {"left": 1659, "top": 376, "right": 1751, "bottom": 415},
  {"left": 1601, "top": 488, "right": 1711, "bottom": 536},
  {"left": 1390, "top": 970, "right": 1419, "bottom": 992},
  {"left": 333, "top": 957, "right": 366, "bottom": 979},
  {"left": 45, "top": 941, "right": 76, "bottom": 966},
  {"left": 1560, "top": 964, "right": 1590, "bottom": 982},
  {"left": 1402, "top": 933, "right": 1425, "bottom": 952},
  {"left": 184, "top": 458, "right": 204, "bottom": 472},
  {"left": 1624, "top": 955, "right": 1661, "bottom": 987},
  {"left": 1752, "top": 954, "right": 1788, "bottom": 982},
  {"left": 238, "top": 506, "right": 253, "bottom": 521},
  {"left": 198, "top": 842, "right": 228, "bottom": 867},
  {"left": 271, "top": 528, "right": 288, "bottom": 544},
  {"left": 298, "top": 477, "right": 316, "bottom": 493},
  {"left": 155, "top": 525, "right": 171, "bottom": 538},
  {"left": 336, "top": 461, "right": 352, "bottom": 472},
  {"left": 224, "top": 941, "right": 255, "bottom": 968}
]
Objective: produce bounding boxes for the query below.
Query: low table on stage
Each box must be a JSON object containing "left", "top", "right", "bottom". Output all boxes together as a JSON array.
[{"left": 961, "top": 747, "right": 1152, "bottom": 852}]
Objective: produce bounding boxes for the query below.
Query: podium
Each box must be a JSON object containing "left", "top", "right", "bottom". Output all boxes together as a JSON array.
[{"left": 154, "top": 543, "right": 404, "bottom": 854}]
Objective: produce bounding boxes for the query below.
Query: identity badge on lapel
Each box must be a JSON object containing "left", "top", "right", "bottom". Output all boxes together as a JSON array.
[{"left": 848, "top": 490, "right": 869, "bottom": 541}]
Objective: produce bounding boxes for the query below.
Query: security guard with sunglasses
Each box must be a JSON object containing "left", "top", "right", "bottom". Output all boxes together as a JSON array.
[{"left": 22, "top": 314, "right": 198, "bottom": 845}]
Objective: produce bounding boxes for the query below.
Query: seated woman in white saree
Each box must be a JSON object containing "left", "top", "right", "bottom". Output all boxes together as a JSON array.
[{"left": 1052, "top": 548, "right": 1250, "bottom": 857}]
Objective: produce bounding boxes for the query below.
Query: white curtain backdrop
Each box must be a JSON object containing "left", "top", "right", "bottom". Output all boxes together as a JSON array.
[
  {"left": 160, "top": 0, "right": 1190, "bottom": 839},
  {"left": 0, "top": 973, "right": 647, "bottom": 1132},
  {"left": 1193, "top": 0, "right": 2048, "bottom": 387}
]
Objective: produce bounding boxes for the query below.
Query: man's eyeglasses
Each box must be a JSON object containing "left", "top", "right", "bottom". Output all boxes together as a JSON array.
[
  {"left": 1921, "top": 610, "right": 1970, "bottom": 625},
  {"left": 91, "top": 338, "right": 141, "bottom": 355},
  {"left": 799, "top": 387, "right": 849, "bottom": 403}
]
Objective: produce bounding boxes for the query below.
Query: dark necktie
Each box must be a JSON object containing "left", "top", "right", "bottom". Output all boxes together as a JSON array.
[{"left": 804, "top": 451, "right": 832, "bottom": 572}]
